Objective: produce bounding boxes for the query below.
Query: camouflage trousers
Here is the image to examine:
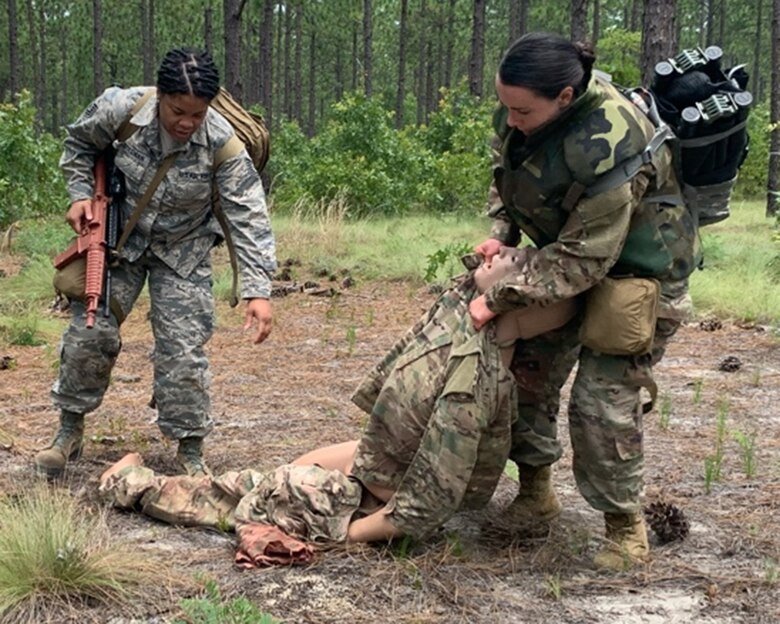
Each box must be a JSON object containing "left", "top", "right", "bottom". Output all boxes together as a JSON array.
[
  {"left": 509, "top": 314, "right": 681, "bottom": 515},
  {"left": 100, "top": 463, "right": 363, "bottom": 542},
  {"left": 51, "top": 248, "right": 215, "bottom": 440}
]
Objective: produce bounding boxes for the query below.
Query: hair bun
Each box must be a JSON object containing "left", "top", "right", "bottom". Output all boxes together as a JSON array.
[{"left": 574, "top": 40, "right": 596, "bottom": 83}]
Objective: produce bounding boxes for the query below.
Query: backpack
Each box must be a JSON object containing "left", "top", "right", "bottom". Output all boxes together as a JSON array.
[
  {"left": 116, "top": 86, "right": 271, "bottom": 306},
  {"left": 580, "top": 46, "right": 752, "bottom": 230}
]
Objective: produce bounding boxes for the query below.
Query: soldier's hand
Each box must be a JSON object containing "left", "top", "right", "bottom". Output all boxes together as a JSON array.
[
  {"left": 66, "top": 199, "right": 93, "bottom": 234},
  {"left": 244, "top": 298, "right": 273, "bottom": 344},
  {"left": 474, "top": 238, "right": 503, "bottom": 262},
  {"left": 469, "top": 295, "right": 497, "bottom": 330}
]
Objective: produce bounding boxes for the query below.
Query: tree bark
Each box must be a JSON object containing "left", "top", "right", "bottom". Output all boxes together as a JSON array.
[
  {"left": 7, "top": 0, "right": 20, "bottom": 98},
  {"left": 142, "top": 0, "right": 154, "bottom": 84},
  {"left": 224, "top": 0, "right": 246, "bottom": 103},
  {"left": 283, "top": 1, "right": 292, "bottom": 117},
  {"left": 93, "top": 0, "right": 104, "bottom": 96},
  {"left": 630, "top": 0, "right": 642, "bottom": 31},
  {"left": 640, "top": 0, "right": 678, "bottom": 85},
  {"left": 204, "top": 2, "right": 214, "bottom": 56},
  {"left": 416, "top": 0, "right": 427, "bottom": 123},
  {"left": 395, "top": 0, "right": 408, "bottom": 128},
  {"left": 294, "top": 2, "right": 303, "bottom": 122},
  {"left": 351, "top": 18, "right": 358, "bottom": 91},
  {"left": 767, "top": 0, "right": 780, "bottom": 217},
  {"left": 592, "top": 0, "right": 601, "bottom": 46},
  {"left": 37, "top": 0, "right": 47, "bottom": 126},
  {"left": 307, "top": 27, "right": 316, "bottom": 136},
  {"left": 363, "top": 0, "right": 373, "bottom": 97},
  {"left": 570, "top": 0, "right": 589, "bottom": 43},
  {"left": 260, "top": 0, "right": 273, "bottom": 128},
  {"left": 509, "top": 0, "right": 529, "bottom": 44},
  {"left": 25, "top": 0, "right": 41, "bottom": 115},
  {"left": 468, "top": 0, "right": 486, "bottom": 97},
  {"left": 754, "top": 0, "right": 764, "bottom": 102}
]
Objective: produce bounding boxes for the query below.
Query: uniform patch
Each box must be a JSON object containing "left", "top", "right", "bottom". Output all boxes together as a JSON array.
[{"left": 179, "top": 171, "right": 212, "bottom": 182}]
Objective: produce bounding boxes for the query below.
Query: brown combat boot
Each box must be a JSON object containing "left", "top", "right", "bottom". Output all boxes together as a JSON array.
[
  {"left": 34, "top": 411, "right": 84, "bottom": 479},
  {"left": 505, "top": 464, "right": 563, "bottom": 528},
  {"left": 593, "top": 512, "right": 650, "bottom": 571},
  {"left": 176, "top": 437, "right": 212, "bottom": 477}
]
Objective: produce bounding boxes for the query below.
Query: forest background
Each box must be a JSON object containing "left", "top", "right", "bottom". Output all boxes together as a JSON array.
[{"left": 1, "top": 0, "right": 779, "bottom": 230}]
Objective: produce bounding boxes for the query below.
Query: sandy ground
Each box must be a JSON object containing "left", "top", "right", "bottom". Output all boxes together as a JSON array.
[{"left": 1, "top": 274, "right": 779, "bottom": 623}]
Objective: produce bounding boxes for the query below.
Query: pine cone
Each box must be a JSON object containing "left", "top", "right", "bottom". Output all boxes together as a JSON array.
[
  {"left": 699, "top": 318, "right": 722, "bottom": 332},
  {"left": 644, "top": 501, "right": 690, "bottom": 543},
  {"left": 719, "top": 355, "right": 742, "bottom": 372}
]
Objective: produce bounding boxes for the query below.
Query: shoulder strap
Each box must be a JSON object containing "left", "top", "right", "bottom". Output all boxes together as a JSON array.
[
  {"left": 116, "top": 88, "right": 155, "bottom": 143},
  {"left": 114, "top": 152, "right": 178, "bottom": 254},
  {"left": 213, "top": 134, "right": 245, "bottom": 169}
]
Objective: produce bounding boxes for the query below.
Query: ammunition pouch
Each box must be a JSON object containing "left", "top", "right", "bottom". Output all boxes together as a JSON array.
[{"left": 53, "top": 255, "right": 126, "bottom": 325}]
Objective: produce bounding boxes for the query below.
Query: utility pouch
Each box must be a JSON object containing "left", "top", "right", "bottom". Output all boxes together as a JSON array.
[
  {"left": 52, "top": 253, "right": 86, "bottom": 300},
  {"left": 579, "top": 277, "right": 660, "bottom": 355}
]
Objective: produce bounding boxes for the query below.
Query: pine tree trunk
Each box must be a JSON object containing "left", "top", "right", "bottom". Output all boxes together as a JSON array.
[
  {"left": 592, "top": 0, "right": 601, "bottom": 46},
  {"left": 294, "top": 2, "right": 303, "bottom": 122},
  {"left": 204, "top": 3, "right": 213, "bottom": 56},
  {"left": 444, "top": 0, "right": 455, "bottom": 87},
  {"left": 7, "top": 0, "right": 20, "bottom": 98},
  {"left": 363, "top": 0, "right": 373, "bottom": 97},
  {"left": 307, "top": 28, "right": 316, "bottom": 136},
  {"left": 395, "top": 0, "right": 408, "bottom": 128},
  {"left": 570, "top": 0, "right": 589, "bottom": 43},
  {"left": 274, "top": 3, "right": 283, "bottom": 124},
  {"left": 25, "top": 0, "right": 41, "bottom": 118},
  {"left": 142, "top": 0, "right": 154, "bottom": 84},
  {"left": 767, "top": 0, "right": 780, "bottom": 217},
  {"left": 283, "top": 2, "right": 292, "bottom": 118},
  {"left": 260, "top": 0, "right": 273, "bottom": 128},
  {"left": 468, "top": 0, "right": 486, "bottom": 97},
  {"left": 754, "top": 0, "right": 764, "bottom": 102},
  {"left": 93, "top": 0, "right": 104, "bottom": 96},
  {"left": 509, "top": 0, "right": 521, "bottom": 43},
  {"left": 59, "top": 18, "right": 68, "bottom": 127},
  {"left": 351, "top": 20, "right": 358, "bottom": 92},
  {"left": 630, "top": 0, "right": 642, "bottom": 31},
  {"left": 640, "top": 0, "right": 677, "bottom": 85},
  {"left": 224, "top": 0, "right": 244, "bottom": 103},
  {"left": 37, "top": 1, "right": 47, "bottom": 127},
  {"left": 416, "top": 0, "right": 427, "bottom": 124}
]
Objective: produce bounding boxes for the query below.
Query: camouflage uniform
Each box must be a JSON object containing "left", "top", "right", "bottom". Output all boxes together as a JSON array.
[
  {"left": 53, "top": 87, "right": 276, "bottom": 440},
  {"left": 486, "top": 75, "right": 697, "bottom": 514},
  {"left": 351, "top": 278, "right": 517, "bottom": 538},
  {"left": 100, "top": 463, "right": 363, "bottom": 543},
  {"left": 102, "top": 278, "right": 517, "bottom": 541}
]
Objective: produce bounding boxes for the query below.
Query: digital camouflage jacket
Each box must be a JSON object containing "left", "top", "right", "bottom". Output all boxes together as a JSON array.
[{"left": 60, "top": 86, "right": 276, "bottom": 299}]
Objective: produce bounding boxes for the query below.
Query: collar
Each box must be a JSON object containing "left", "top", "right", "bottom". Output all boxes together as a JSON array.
[{"left": 129, "top": 89, "right": 210, "bottom": 149}]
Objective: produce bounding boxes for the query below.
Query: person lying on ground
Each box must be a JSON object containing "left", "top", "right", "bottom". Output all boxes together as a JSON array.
[{"left": 99, "top": 247, "right": 578, "bottom": 563}]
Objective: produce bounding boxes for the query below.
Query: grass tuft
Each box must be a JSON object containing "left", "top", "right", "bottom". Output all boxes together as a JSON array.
[{"left": 0, "top": 484, "right": 170, "bottom": 623}]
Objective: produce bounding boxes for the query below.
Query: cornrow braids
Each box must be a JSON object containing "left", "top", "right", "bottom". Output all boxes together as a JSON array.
[{"left": 156, "top": 47, "right": 220, "bottom": 100}]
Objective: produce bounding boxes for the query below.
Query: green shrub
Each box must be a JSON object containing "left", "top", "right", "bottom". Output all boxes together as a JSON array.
[
  {"left": 0, "top": 91, "right": 68, "bottom": 228},
  {"left": 596, "top": 29, "right": 642, "bottom": 87},
  {"left": 735, "top": 102, "right": 769, "bottom": 198}
]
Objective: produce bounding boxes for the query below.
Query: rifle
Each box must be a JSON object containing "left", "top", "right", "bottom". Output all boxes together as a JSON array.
[{"left": 53, "top": 156, "right": 121, "bottom": 328}]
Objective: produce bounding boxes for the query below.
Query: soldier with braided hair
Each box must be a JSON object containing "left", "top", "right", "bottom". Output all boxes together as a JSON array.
[{"left": 36, "top": 47, "right": 276, "bottom": 479}]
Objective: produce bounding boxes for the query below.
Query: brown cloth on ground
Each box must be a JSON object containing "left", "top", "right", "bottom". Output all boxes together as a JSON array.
[{"left": 235, "top": 522, "right": 315, "bottom": 568}]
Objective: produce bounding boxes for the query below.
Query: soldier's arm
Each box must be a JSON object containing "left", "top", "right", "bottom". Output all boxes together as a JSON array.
[
  {"left": 214, "top": 152, "right": 277, "bottom": 300},
  {"left": 60, "top": 87, "right": 135, "bottom": 203},
  {"left": 486, "top": 122, "right": 521, "bottom": 246}
]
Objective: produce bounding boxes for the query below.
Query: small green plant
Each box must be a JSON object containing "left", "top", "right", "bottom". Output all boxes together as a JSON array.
[
  {"left": 175, "top": 579, "right": 278, "bottom": 624},
  {"left": 0, "top": 311, "right": 46, "bottom": 346},
  {"left": 703, "top": 454, "right": 722, "bottom": 494},
  {"left": 390, "top": 534, "right": 414, "bottom": 560},
  {"left": 345, "top": 325, "right": 357, "bottom": 355},
  {"left": 445, "top": 531, "right": 464, "bottom": 558},
  {"left": 0, "top": 485, "right": 162, "bottom": 620},
  {"left": 658, "top": 392, "right": 672, "bottom": 430},
  {"left": 692, "top": 378, "right": 704, "bottom": 405},
  {"left": 424, "top": 242, "right": 473, "bottom": 283},
  {"left": 733, "top": 430, "right": 758, "bottom": 478},
  {"left": 543, "top": 574, "right": 562, "bottom": 601},
  {"left": 764, "top": 558, "right": 778, "bottom": 584},
  {"left": 704, "top": 398, "right": 729, "bottom": 493}
]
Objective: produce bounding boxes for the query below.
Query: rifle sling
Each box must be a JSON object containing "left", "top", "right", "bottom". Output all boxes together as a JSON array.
[{"left": 114, "top": 152, "right": 178, "bottom": 254}]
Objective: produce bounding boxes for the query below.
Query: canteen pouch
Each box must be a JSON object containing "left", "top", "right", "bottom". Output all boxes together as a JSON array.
[
  {"left": 579, "top": 277, "right": 660, "bottom": 355},
  {"left": 53, "top": 255, "right": 87, "bottom": 300}
]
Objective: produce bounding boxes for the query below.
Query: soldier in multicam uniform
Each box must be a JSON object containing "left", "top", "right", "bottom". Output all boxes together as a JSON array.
[
  {"left": 470, "top": 33, "right": 698, "bottom": 570},
  {"left": 35, "top": 48, "right": 276, "bottom": 479},
  {"left": 98, "top": 249, "right": 577, "bottom": 546}
]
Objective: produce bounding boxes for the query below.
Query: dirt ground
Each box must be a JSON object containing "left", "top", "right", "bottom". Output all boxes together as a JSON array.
[{"left": 1, "top": 271, "right": 779, "bottom": 623}]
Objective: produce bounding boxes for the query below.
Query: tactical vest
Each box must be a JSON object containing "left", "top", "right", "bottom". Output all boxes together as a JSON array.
[{"left": 493, "top": 76, "right": 698, "bottom": 282}]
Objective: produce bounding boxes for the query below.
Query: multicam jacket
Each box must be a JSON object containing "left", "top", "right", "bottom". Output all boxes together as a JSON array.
[
  {"left": 60, "top": 86, "right": 276, "bottom": 299},
  {"left": 350, "top": 277, "right": 517, "bottom": 538},
  {"left": 486, "top": 75, "right": 697, "bottom": 320}
]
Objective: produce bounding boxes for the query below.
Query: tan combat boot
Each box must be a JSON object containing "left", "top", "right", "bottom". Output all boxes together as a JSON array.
[
  {"left": 505, "top": 464, "right": 563, "bottom": 528},
  {"left": 176, "top": 437, "right": 212, "bottom": 477},
  {"left": 34, "top": 411, "right": 84, "bottom": 479},
  {"left": 593, "top": 512, "right": 650, "bottom": 571}
]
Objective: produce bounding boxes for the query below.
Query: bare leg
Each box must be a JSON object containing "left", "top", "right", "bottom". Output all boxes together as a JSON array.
[
  {"left": 100, "top": 452, "right": 144, "bottom": 484},
  {"left": 291, "top": 440, "right": 359, "bottom": 474}
]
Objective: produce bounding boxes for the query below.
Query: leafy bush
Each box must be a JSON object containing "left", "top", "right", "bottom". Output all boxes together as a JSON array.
[
  {"left": 0, "top": 91, "right": 68, "bottom": 228},
  {"left": 596, "top": 29, "right": 642, "bottom": 87},
  {"left": 734, "top": 102, "right": 769, "bottom": 198}
]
